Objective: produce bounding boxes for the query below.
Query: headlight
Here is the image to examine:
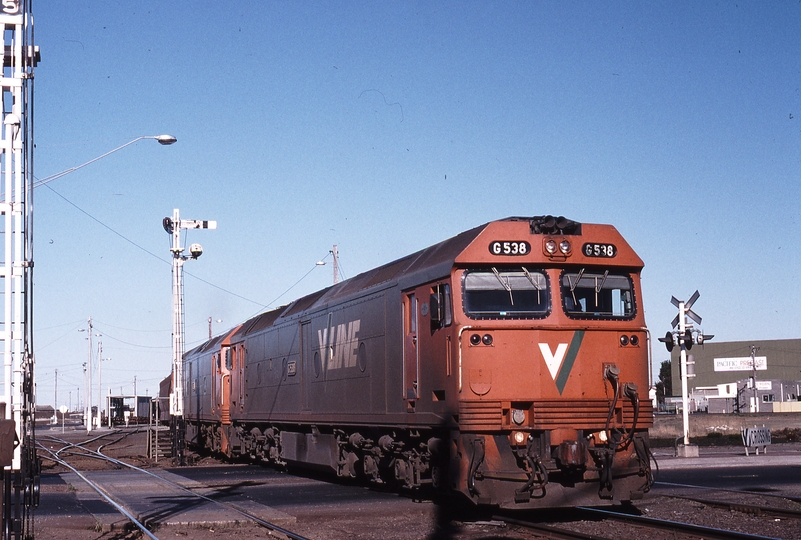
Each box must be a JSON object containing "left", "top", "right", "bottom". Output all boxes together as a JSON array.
[
  {"left": 559, "top": 240, "right": 571, "bottom": 254},
  {"left": 510, "top": 430, "right": 528, "bottom": 446}
]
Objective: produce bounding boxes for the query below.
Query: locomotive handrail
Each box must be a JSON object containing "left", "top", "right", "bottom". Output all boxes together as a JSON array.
[{"left": 457, "top": 326, "right": 474, "bottom": 392}]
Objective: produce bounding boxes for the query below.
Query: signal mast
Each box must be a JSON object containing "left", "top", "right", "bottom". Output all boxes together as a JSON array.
[{"left": 163, "top": 209, "right": 216, "bottom": 465}]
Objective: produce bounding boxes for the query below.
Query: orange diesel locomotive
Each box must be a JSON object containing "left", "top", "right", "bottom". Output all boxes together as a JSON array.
[{"left": 180, "top": 216, "right": 654, "bottom": 508}]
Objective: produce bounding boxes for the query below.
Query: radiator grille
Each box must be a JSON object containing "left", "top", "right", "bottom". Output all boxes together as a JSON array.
[
  {"left": 458, "top": 399, "right": 654, "bottom": 430},
  {"left": 459, "top": 400, "right": 503, "bottom": 429}
]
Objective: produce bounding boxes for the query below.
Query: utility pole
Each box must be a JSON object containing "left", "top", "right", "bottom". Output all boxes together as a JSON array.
[
  {"left": 163, "top": 208, "right": 216, "bottom": 465},
  {"left": 208, "top": 317, "right": 222, "bottom": 339},
  {"left": 332, "top": 245, "right": 339, "bottom": 284},
  {"left": 98, "top": 341, "right": 102, "bottom": 427},
  {"left": 86, "top": 318, "right": 93, "bottom": 433},
  {"left": 54, "top": 369, "right": 57, "bottom": 415},
  {"left": 751, "top": 345, "right": 760, "bottom": 413}
]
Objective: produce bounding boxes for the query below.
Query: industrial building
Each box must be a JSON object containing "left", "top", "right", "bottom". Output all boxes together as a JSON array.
[{"left": 666, "top": 338, "right": 801, "bottom": 414}]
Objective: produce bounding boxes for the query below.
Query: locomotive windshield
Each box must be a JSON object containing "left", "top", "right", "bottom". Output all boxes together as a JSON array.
[
  {"left": 462, "top": 267, "right": 549, "bottom": 319},
  {"left": 560, "top": 269, "right": 635, "bottom": 319}
]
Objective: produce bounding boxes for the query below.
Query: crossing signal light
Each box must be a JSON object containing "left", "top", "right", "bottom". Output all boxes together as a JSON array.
[{"left": 658, "top": 331, "right": 674, "bottom": 352}]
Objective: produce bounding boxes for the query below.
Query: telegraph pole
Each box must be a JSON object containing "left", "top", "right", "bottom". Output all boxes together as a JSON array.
[
  {"left": 332, "top": 245, "right": 339, "bottom": 284},
  {"left": 163, "top": 208, "right": 216, "bottom": 465},
  {"left": 750, "top": 345, "right": 760, "bottom": 413},
  {"left": 86, "top": 318, "right": 93, "bottom": 433}
]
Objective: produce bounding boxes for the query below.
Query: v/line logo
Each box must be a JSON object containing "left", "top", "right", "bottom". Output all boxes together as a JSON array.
[
  {"left": 317, "top": 320, "right": 361, "bottom": 371},
  {"left": 538, "top": 331, "right": 585, "bottom": 394}
]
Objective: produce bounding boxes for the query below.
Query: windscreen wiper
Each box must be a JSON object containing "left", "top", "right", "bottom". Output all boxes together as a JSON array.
[
  {"left": 594, "top": 270, "right": 609, "bottom": 308},
  {"left": 521, "top": 267, "right": 541, "bottom": 304},
  {"left": 567, "top": 268, "right": 584, "bottom": 310},
  {"left": 491, "top": 267, "right": 514, "bottom": 306}
]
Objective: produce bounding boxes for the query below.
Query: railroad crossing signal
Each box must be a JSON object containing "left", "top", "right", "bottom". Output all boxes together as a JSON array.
[
  {"left": 658, "top": 290, "right": 714, "bottom": 352},
  {"left": 671, "top": 290, "right": 701, "bottom": 328},
  {"left": 660, "top": 290, "right": 714, "bottom": 449}
]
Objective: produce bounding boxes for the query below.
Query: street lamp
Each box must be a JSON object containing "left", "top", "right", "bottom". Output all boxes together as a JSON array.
[
  {"left": 208, "top": 317, "right": 222, "bottom": 339},
  {"left": 31, "top": 135, "right": 176, "bottom": 434},
  {"left": 30, "top": 134, "right": 177, "bottom": 191}
]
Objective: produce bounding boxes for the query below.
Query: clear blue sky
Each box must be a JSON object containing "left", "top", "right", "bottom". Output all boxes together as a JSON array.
[{"left": 31, "top": 2, "right": 801, "bottom": 409}]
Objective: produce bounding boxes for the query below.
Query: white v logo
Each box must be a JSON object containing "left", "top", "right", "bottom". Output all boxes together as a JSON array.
[{"left": 539, "top": 343, "right": 568, "bottom": 380}]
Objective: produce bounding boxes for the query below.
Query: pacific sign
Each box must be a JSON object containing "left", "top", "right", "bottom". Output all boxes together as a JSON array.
[{"left": 713, "top": 356, "right": 767, "bottom": 372}]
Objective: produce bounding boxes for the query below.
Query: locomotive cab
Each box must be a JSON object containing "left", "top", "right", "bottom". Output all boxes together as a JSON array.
[{"left": 443, "top": 216, "right": 653, "bottom": 508}]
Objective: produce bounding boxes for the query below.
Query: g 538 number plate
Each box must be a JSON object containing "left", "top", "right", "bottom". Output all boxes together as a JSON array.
[
  {"left": 582, "top": 243, "right": 616, "bottom": 257},
  {"left": 489, "top": 241, "right": 530, "bottom": 256}
]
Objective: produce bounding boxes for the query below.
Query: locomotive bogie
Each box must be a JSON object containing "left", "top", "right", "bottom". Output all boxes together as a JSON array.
[{"left": 176, "top": 216, "right": 654, "bottom": 509}]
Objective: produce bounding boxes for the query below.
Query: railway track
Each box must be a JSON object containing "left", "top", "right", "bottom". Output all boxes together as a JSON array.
[
  {"left": 37, "top": 430, "right": 309, "bottom": 540},
  {"left": 35, "top": 430, "right": 801, "bottom": 539},
  {"left": 490, "top": 479, "right": 801, "bottom": 540},
  {"left": 496, "top": 505, "right": 787, "bottom": 540}
]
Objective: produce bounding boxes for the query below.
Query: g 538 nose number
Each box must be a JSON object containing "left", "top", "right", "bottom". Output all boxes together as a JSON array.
[
  {"left": 489, "top": 241, "right": 530, "bottom": 256},
  {"left": 582, "top": 243, "right": 616, "bottom": 257}
]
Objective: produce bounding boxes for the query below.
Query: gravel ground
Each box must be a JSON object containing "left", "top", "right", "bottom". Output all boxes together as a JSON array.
[{"left": 30, "top": 426, "right": 801, "bottom": 540}]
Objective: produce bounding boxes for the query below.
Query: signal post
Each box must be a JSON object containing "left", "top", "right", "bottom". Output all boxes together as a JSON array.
[{"left": 163, "top": 209, "right": 216, "bottom": 465}]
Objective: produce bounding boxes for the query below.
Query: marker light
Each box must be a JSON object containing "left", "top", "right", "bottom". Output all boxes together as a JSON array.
[
  {"left": 511, "top": 431, "right": 528, "bottom": 446},
  {"left": 482, "top": 334, "right": 493, "bottom": 346},
  {"left": 620, "top": 335, "right": 629, "bottom": 346},
  {"left": 470, "top": 334, "right": 481, "bottom": 346},
  {"left": 630, "top": 335, "right": 639, "bottom": 346}
]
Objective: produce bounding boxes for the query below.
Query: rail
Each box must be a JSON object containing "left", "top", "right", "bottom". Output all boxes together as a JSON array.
[
  {"left": 37, "top": 431, "right": 310, "bottom": 540},
  {"left": 574, "top": 506, "right": 782, "bottom": 540}
]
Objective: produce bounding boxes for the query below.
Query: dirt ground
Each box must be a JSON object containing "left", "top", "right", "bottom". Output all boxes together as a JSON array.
[{"left": 29, "top": 426, "right": 801, "bottom": 540}]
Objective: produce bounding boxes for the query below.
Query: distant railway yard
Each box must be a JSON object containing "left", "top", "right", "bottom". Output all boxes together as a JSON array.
[{"left": 32, "top": 424, "right": 801, "bottom": 540}]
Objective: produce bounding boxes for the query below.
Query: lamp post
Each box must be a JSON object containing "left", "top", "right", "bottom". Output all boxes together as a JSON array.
[
  {"left": 164, "top": 208, "right": 216, "bottom": 465},
  {"left": 208, "top": 317, "right": 222, "bottom": 339},
  {"left": 29, "top": 135, "right": 177, "bottom": 192},
  {"left": 316, "top": 245, "right": 340, "bottom": 284},
  {"left": 40, "top": 135, "right": 176, "bottom": 434}
]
